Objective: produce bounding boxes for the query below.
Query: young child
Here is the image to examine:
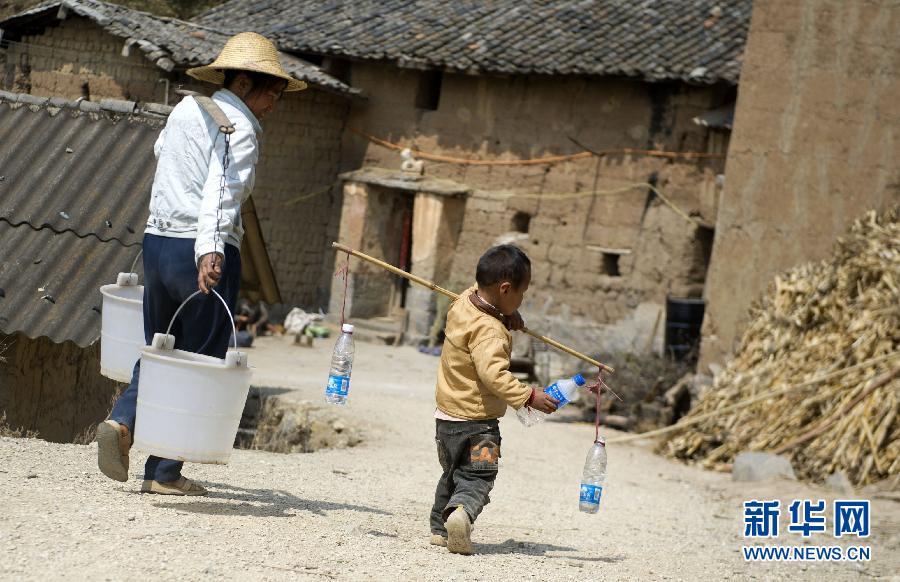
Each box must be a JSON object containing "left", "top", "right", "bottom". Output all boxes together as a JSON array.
[{"left": 429, "top": 245, "right": 558, "bottom": 555}]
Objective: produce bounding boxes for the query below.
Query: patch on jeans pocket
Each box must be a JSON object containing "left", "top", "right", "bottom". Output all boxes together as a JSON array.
[{"left": 468, "top": 434, "right": 500, "bottom": 471}]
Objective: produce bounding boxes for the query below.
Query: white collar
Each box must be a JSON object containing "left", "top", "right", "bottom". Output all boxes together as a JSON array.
[{"left": 213, "top": 88, "right": 262, "bottom": 134}]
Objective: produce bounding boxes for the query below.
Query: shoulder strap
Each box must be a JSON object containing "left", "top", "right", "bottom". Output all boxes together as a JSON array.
[{"left": 175, "top": 89, "right": 235, "bottom": 135}]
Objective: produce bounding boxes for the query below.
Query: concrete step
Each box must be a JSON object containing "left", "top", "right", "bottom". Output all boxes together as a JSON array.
[
  {"left": 350, "top": 315, "right": 407, "bottom": 345},
  {"left": 354, "top": 315, "right": 405, "bottom": 334}
]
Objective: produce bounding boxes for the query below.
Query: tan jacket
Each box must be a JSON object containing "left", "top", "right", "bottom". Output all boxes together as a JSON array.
[{"left": 435, "top": 286, "right": 531, "bottom": 420}]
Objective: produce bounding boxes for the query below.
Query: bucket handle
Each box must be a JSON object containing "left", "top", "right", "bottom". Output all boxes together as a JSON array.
[
  {"left": 164, "top": 289, "right": 238, "bottom": 351},
  {"left": 116, "top": 249, "right": 144, "bottom": 286},
  {"left": 129, "top": 249, "right": 143, "bottom": 274}
]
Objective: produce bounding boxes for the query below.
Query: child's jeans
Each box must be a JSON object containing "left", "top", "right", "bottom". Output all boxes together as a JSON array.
[{"left": 430, "top": 418, "right": 501, "bottom": 536}]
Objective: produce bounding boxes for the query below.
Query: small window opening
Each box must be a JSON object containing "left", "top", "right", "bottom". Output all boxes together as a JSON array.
[
  {"left": 602, "top": 253, "right": 621, "bottom": 277},
  {"left": 511, "top": 212, "right": 531, "bottom": 234},
  {"left": 415, "top": 70, "right": 443, "bottom": 111}
]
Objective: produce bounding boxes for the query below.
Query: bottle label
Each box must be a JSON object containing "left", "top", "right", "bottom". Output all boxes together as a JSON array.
[
  {"left": 545, "top": 383, "right": 568, "bottom": 407},
  {"left": 326, "top": 374, "right": 350, "bottom": 397},
  {"left": 580, "top": 484, "right": 602, "bottom": 505}
]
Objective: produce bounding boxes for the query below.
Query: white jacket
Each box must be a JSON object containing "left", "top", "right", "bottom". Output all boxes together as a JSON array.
[{"left": 145, "top": 89, "right": 261, "bottom": 266}]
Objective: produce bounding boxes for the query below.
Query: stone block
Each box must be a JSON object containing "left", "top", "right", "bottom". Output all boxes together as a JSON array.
[
  {"left": 547, "top": 243, "right": 574, "bottom": 266},
  {"left": 732, "top": 452, "right": 797, "bottom": 482},
  {"left": 825, "top": 471, "right": 855, "bottom": 495}
]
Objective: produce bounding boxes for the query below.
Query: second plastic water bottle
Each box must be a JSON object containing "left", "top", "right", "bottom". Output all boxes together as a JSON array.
[
  {"left": 579, "top": 438, "right": 607, "bottom": 514},
  {"left": 516, "top": 374, "right": 586, "bottom": 426},
  {"left": 325, "top": 323, "right": 355, "bottom": 405}
]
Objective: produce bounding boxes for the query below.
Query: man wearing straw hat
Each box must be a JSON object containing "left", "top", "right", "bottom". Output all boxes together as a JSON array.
[{"left": 95, "top": 33, "right": 306, "bottom": 495}]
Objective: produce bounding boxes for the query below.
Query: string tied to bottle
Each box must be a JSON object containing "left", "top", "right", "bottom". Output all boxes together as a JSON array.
[
  {"left": 333, "top": 251, "right": 351, "bottom": 327},
  {"left": 588, "top": 369, "right": 613, "bottom": 443}
]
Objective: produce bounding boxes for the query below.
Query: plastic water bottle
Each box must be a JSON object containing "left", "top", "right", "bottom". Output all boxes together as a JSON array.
[
  {"left": 325, "top": 324, "right": 355, "bottom": 405},
  {"left": 579, "top": 438, "right": 607, "bottom": 514},
  {"left": 516, "top": 374, "right": 586, "bottom": 426}
]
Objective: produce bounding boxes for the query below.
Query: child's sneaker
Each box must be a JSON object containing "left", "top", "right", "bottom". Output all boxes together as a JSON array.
[
  {"left": 445, "top": 506, "right": 474, "bottom": 555},
  {"left": 429, "top": 534, "right": 447, "bottom": 547}
]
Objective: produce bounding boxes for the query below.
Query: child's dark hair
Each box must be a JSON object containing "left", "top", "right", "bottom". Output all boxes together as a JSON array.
[{"left": 476, "top": 245, "right": 531, "bottom": 288}]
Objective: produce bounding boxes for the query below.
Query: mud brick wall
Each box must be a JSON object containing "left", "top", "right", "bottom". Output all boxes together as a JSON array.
[
  {"left": 249, "top": 89, "right": 349, "bottom": 312},
  {"left": 0, "top": 334, "right": 120, "bottom": 442},
  {"left": 699, "top": 0, "right": 900, "bottom": 370},
  {"left": 341, "top": 62, "right": 729, "bottom": 359},
  {"left": 3, "top": 17, "right": 163, "bottom": 100}
]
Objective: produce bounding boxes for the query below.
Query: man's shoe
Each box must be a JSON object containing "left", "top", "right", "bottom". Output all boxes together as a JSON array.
[
  {"left": 445, "top": 506, "right": 474, "bottom": 555},
  {"left": 141, "top": 476, "right": 207, "bottom": 496},
  {"left": 429, "top": 534, "right": 448, "bottom": 547},
  {"left": 96, "top": 420, "right": 131, "bottom": 482}
]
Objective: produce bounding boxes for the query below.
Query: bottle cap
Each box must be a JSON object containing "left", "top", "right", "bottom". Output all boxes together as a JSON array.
[
  {"left": 573, "top": 374, "right": 586, "bottom": 386},
  {"left": 342, "top": 323, "right": 354, "bottom": 334}
]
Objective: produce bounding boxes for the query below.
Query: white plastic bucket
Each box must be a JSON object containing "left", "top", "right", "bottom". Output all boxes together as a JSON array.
[
  {"left": 99, "top": 272, "right": 144, "bottom": 383},
  {"left": 133, "top": 290, "right": 251, "bottom": 464}
]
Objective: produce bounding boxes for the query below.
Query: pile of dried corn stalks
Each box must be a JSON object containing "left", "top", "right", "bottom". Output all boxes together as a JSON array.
[{"left": 662, "top": 206, "right": 899, "bottom": 487}]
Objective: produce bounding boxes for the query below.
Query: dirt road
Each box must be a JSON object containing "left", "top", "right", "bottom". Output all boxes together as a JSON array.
[{"left": 1, "top": 337, "right": 897, "bottom": 580}]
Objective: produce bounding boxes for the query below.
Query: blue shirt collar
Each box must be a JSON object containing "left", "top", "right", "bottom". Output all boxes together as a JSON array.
[{"left": 213, "top": 88, "right": 262, "bottom": 134}]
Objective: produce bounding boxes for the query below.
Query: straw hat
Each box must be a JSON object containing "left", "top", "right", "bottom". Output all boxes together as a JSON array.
[{"left": 187, "top": 32, "right": 307, "bottom": 92}]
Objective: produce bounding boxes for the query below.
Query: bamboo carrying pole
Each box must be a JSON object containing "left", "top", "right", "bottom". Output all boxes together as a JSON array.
[{"left": 331, "top": 242, "right": 614, "bottom": 373}]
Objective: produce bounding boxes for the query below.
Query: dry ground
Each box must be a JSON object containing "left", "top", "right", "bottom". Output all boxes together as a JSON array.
[{"left": 1, "top": 336, "right": 898, "bottom": 581}]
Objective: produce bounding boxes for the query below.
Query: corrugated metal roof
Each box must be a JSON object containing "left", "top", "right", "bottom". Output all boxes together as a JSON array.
[
  {"left": 0, "top": 90, "right": 280, "bottom": 346},
  {"left": 0, "top": 222, "right": 138, "bottom": 347},
  {"left": 0, "top": 91, "right": 164, "bottom": 247},
  {"left": 0, "top": 91, "right": 161, "bottom": 346}
]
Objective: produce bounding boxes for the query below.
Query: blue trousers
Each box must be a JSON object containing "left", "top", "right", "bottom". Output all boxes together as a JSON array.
[{"left": 109, "top": 234, "right": 241, "bottom": 482}]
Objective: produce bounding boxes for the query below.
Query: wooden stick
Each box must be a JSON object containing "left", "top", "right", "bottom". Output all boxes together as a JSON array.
[
  {"left": 771, "top": 366, "right": 899, "bottom": 455},
  {"left": 331, "top": 242, "right": 614, "bottom": 373},
  {"left": 520, "top": 329, "right": 613, "bottom": 373}
]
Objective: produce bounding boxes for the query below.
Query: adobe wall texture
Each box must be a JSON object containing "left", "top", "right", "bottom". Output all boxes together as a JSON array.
[
  {"left": 698, "top": 0, "right": 900, "bottom": 370},
  {"left": 340, "top": 62, "right": 730, "bottom": 361},
  {"left": 3, "top": 16, "right": 163, "bottom": 100},
  {"left": 250, "top": 89, "right": 348, "bottom": 311},
  {"left": 0, "top": 334, "right": 120, "bottom": 442},
  {"left": 2, "top": 16, "right": 350, "bottom": 312}
]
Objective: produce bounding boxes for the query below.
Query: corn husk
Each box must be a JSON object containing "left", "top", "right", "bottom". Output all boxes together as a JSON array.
[{"left": 662, "top": 206, "right": 900, "bottom": 487}]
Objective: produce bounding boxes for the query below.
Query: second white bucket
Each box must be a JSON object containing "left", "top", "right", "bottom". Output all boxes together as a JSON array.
[
  {"left": 133, "top": 290, "right": 251, "bottom": 464},
  {"left": 99, "top": 272, "right": 144, "bottom": 383}
]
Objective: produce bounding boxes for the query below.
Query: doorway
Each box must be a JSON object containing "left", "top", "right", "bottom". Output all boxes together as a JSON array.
[
  {"left": 332, "top": 168, "right": 470, "bottom": 344},
  {"left": 353, "top": 185, "right": 414, "bottom": 319}
]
